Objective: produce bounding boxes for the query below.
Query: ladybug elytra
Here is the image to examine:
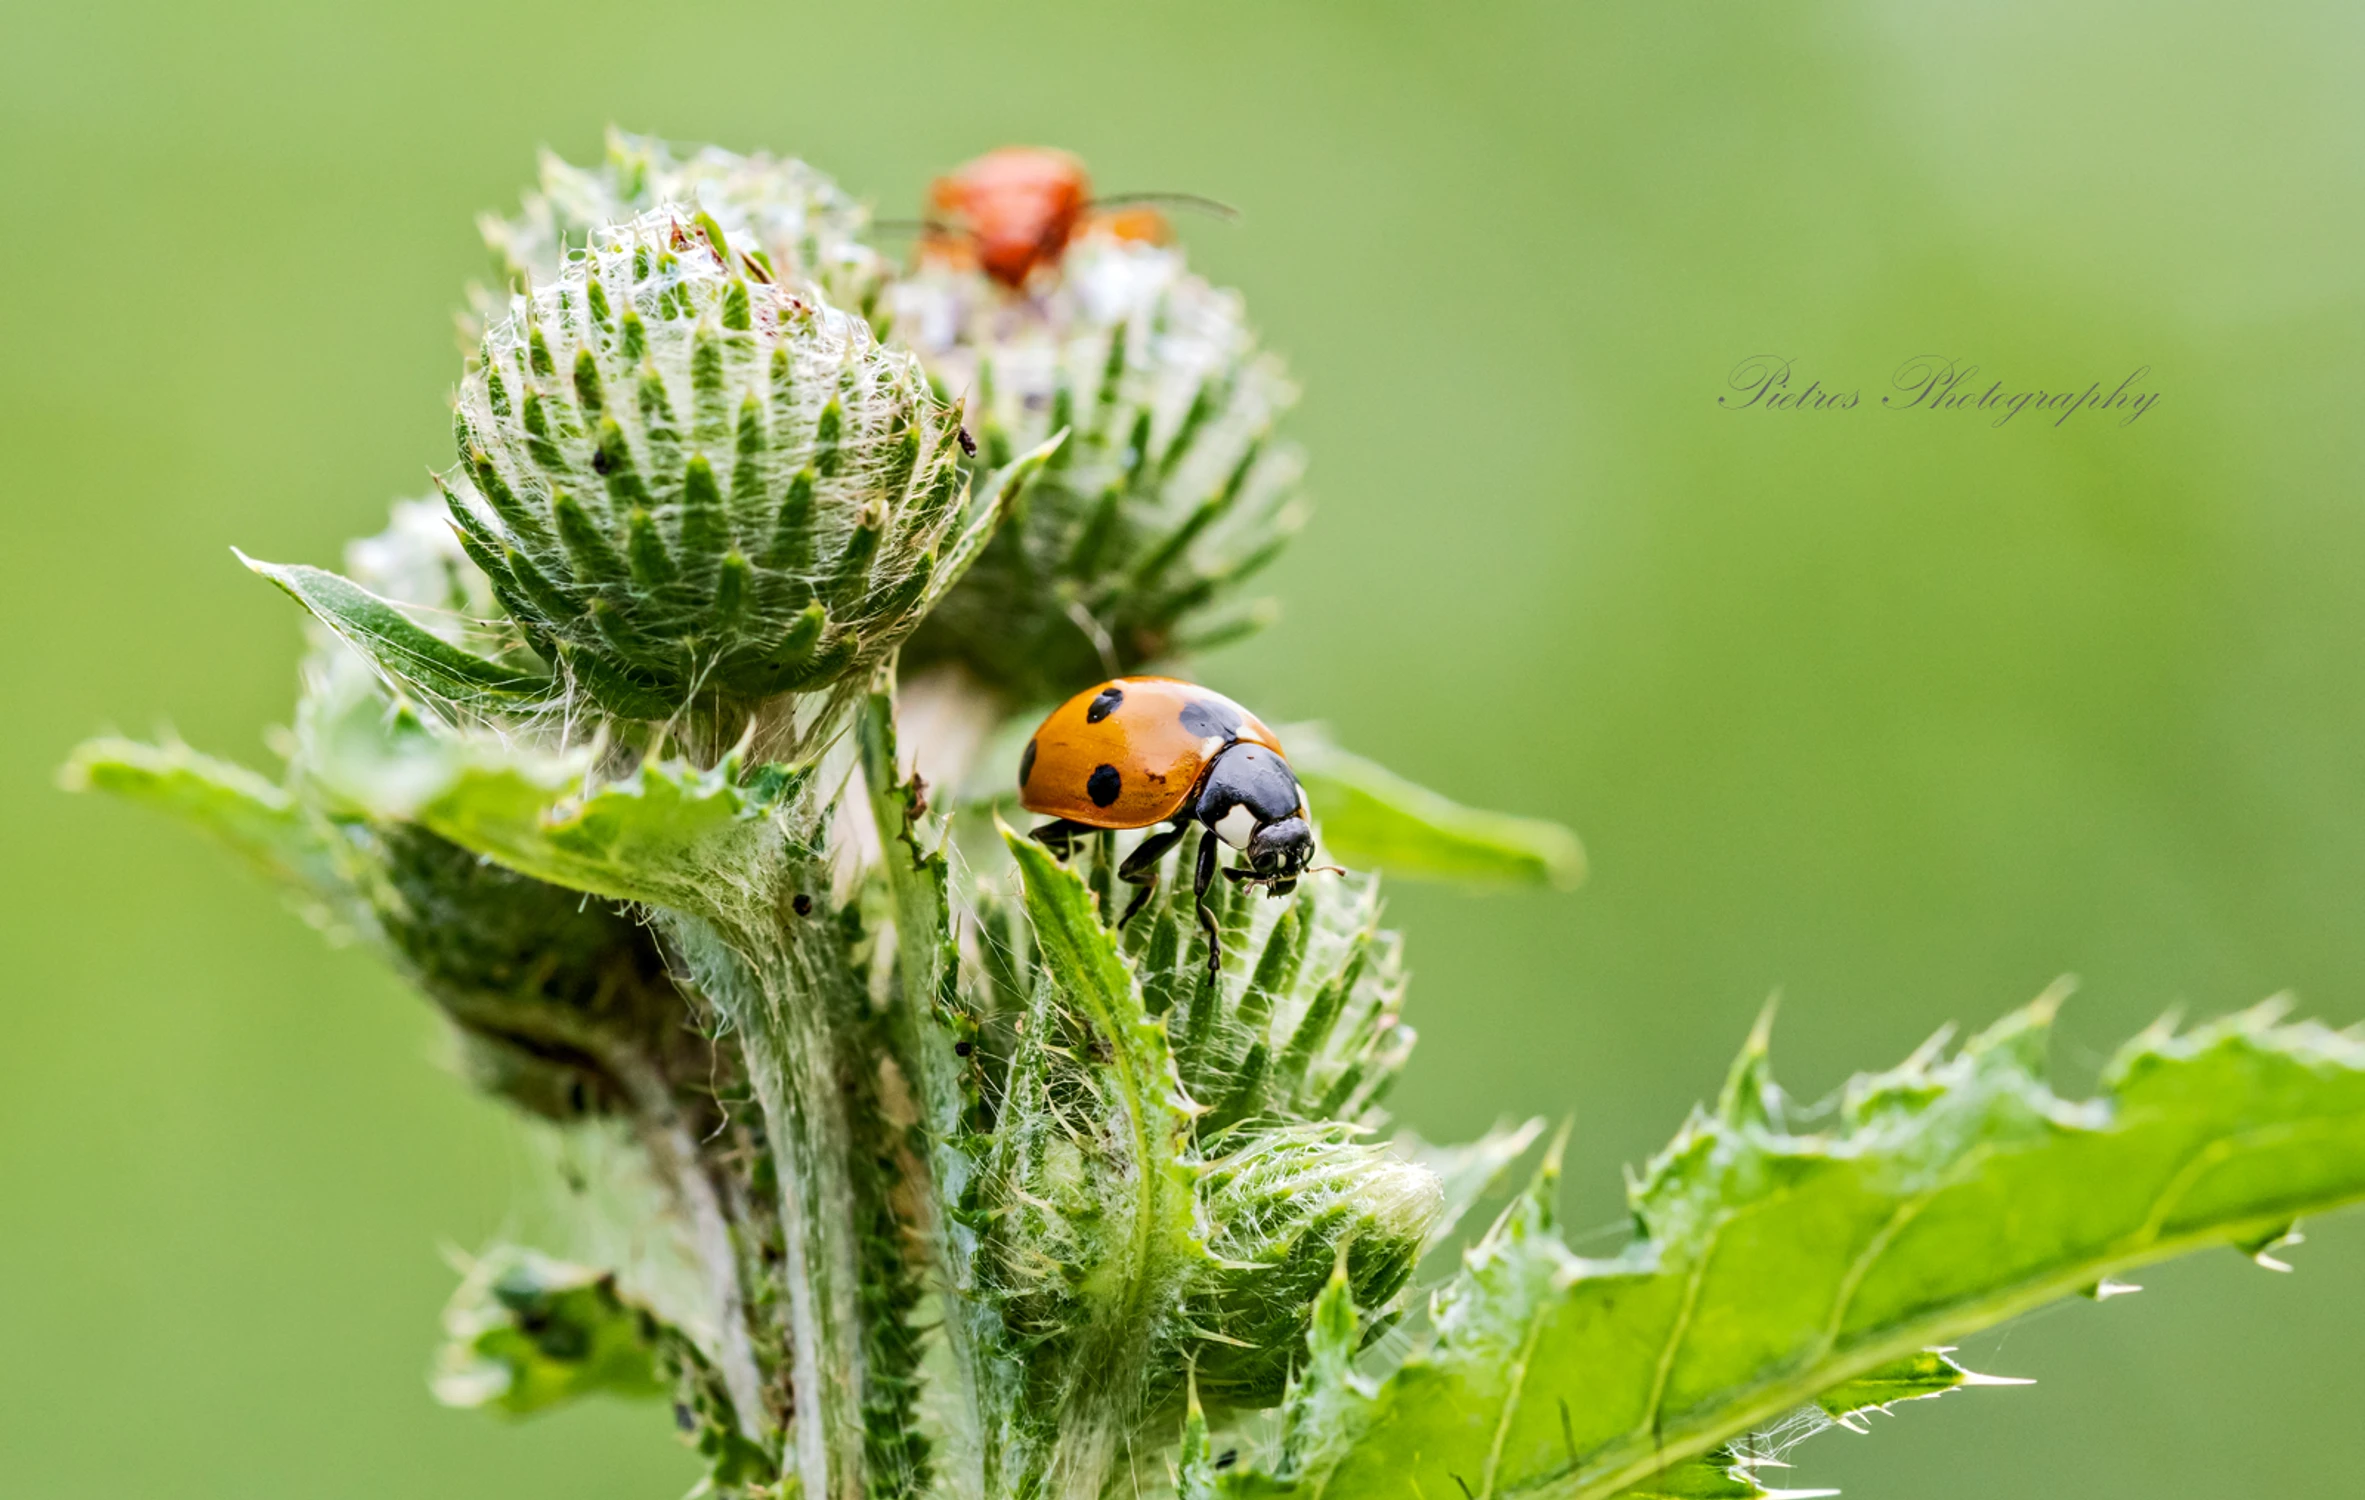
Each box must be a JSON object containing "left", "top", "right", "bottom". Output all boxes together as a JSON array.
[
  {"left": 924, "top": 147, "right": 1192, "bottom": 291},
  {"left": 929, "top": 147, "right": 1095, "bottom": 290},
  {"left": 1019, "top": 677, "right": 1322, "bottom": 974}
]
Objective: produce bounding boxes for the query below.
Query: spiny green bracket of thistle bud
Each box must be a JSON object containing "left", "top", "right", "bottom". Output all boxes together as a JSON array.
[
  {"left": 63, "top": 674, "right": 777, "bottom": 1445},
  {"left": 477, "top": 128, "right": 891, "bottom": 339},
  {"left": 95, "top": 504, "right": 740, "bottom": 1140},
  {"left": 441, "top": 208, "right": 969, "bottom": 728},
  {"left": 1202, "top": 994, "right": 2365, "bottom": 1500},
  {"left": 1126, "top": 851, "right": 1415, "bottom": 1134},
  {"left": 896, "top": 233, "right": 1305, "bottom": 704}
]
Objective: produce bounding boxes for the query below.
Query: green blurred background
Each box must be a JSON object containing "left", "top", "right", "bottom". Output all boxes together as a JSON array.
[{"left": 6, "top": 1, "right": 2363, "bottom": 1494}]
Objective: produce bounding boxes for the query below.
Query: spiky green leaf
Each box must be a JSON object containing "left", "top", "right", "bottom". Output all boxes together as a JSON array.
[
  {"left": 296, "top": 687, "right": 783, "bottom": 912},
  {"left": 61, "top": 737, "right": 368, "bottom": 935},
  {"left": 239, "top": 552, "right": 554, "bottom": 713},
  {"left": 1220, "top": 996, "right": 2365, "bottom": 1500}
]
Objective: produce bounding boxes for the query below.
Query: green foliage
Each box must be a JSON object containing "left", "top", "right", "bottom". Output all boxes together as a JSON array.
[
  {"left": 436, "top": 1246, "right": 776, "bottom": 1495},
  {"left": 241, "top": 552, "right": 554, "bottom": 716},
  {"left": 1286, "top": 729, "right": 1586, "bottom": 890},
  {"left": 435, "top": 1246, "right": 674, "bottom": 1415},
  {"left": 63, "top": 128, "right": 2365, "bottom": 1500},
  {"left": 292, "top": 673, "right": 789, "bottom": 913},
  {"left": 59, "top": 737, "right": 365, "bottom": 934},
  {"left": 1203, "top": 996, "right": 2365, "bottom": 1500}
]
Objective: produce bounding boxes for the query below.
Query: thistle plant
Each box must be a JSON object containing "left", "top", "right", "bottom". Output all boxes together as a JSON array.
[{"left": 65, "top": 133, "right": 2365, "bottom": 1500}]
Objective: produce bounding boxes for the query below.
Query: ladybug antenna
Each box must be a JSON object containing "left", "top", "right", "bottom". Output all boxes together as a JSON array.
[
  {"left": 1087, "top": 191, "right": 1241, "bottom": 222},
  {"left": 867, "top": 216, "right": 953, "bottom": 239}
]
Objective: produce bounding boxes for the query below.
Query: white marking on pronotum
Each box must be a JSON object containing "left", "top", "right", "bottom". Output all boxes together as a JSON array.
[{"left": 1214, "top": 804, "right": 1258, "bottom": 849}]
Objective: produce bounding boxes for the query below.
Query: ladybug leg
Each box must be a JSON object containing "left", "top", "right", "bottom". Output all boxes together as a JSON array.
[
  {"left": 1028, "top": 817, "right": 1097, "bottom": 863},
  {"left": 1116, "top": 820, "right": 1188, "bottom": 929},
  {"left": 1193, "top": 825, "right": 1224, "bottom": 976}
]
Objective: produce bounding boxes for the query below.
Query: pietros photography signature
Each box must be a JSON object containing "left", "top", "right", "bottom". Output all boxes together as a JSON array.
[{"left": 1720, "top": 355, "right": 2162, "bottom": 427}]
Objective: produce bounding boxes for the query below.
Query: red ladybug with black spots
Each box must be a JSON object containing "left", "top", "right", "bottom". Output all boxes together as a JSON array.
[{"left": 1019, "top": 677, "right": 1320, "bottom": 972}]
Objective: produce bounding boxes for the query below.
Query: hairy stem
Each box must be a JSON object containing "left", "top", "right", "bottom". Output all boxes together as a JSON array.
[
  {"left": 858, "top": 692, "right": 992, "bottom": 1485},
  {"left": 613, "top": 1056, "right": 771, "bottom": 1444},
  {"left": 665, "top": 906, "right": 871, "bottom": 1500}
]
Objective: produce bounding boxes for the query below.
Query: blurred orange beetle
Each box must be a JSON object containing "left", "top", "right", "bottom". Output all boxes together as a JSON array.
[{"left": 925, "top": 147, "right": 1199, "bottom": 290}]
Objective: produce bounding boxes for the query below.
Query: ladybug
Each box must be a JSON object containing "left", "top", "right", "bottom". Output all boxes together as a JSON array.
[
  {"left": 1019, "top": 677, "right": 1321, "bottom": 972},
  {"left": 928, "top": 146, "right": 1095, "bottom": 290},
  {"left": 925, "top": 147, "right": 1195, "bottom": 292}
]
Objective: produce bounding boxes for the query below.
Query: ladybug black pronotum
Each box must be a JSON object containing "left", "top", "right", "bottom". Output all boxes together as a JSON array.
[{"left": 1018, "top": 677, "right": 1324, "bottom": 974}]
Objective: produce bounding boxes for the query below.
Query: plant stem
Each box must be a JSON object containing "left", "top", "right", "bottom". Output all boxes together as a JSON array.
[
  {"left": 615, "top": 1060, "right": 772, "bottom": 1444},
  {"left": 665, "top": 905, "right": 872, "bottom": 1500},
  {"left": 858, "top": 693, "right": 991, "bottom": 1485}
]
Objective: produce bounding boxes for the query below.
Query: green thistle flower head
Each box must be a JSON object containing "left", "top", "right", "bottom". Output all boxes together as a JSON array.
[
  {"left": 442, "top": 208, "right": 967, "bottom": 720},
  {"left": 897, "top": 233, "right": 1304, "bottom": 703}
]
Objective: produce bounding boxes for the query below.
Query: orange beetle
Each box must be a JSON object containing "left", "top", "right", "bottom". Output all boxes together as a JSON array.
[
  {"left": 1019, "top": 677, "right": 1319, "bottom": 972},
  {"left": 927, "top": 147, "right": 1173, "bottom": 291}
]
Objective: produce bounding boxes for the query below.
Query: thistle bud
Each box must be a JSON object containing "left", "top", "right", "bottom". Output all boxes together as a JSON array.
[
  {"left": 445, "top": 209, "right": 966, "bottom": 718},
  {"left": 478, "top": 129, "right": 890, "bottom": 332},
  {"left": 895, "top": 234, "right": 1304, "bottom": 702},
  {"left": 1179, "top": 1126, "right": 1441, "bottom": 1407}
]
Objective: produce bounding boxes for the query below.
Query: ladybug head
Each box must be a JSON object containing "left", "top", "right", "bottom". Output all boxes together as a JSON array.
[{"left": 1247, "top": 815, "right": 1314, "bottom": 884}]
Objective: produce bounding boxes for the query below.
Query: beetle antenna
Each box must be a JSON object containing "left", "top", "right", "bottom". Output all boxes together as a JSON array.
[{"left": 1088, "top": 191, "right": 1241, "bottom": 222}]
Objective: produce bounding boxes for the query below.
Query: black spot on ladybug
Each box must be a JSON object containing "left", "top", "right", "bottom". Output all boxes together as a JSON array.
[
  {"left": 957, "top": 425, "right": 978, "bottom": 457},
  {"left": 1178, "top": 696, "right": 1243, "bottom": 741},
  {"left": 1086, "top": 685, "right": 1124, "bottom": 723},
  {"left": 1019, "top": 737, "right": 1038, "bottom": 788},
  {"left": 1087, "top": 764, "right": 1122, "bottom": 807},
  {"left": 792, "top": 893, "right": 815, "bottom": 917}
]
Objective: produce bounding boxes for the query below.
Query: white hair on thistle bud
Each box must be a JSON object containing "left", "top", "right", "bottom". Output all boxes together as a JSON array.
[{"left": 474, "top": 128, "right": 889, "bottom": 339}]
